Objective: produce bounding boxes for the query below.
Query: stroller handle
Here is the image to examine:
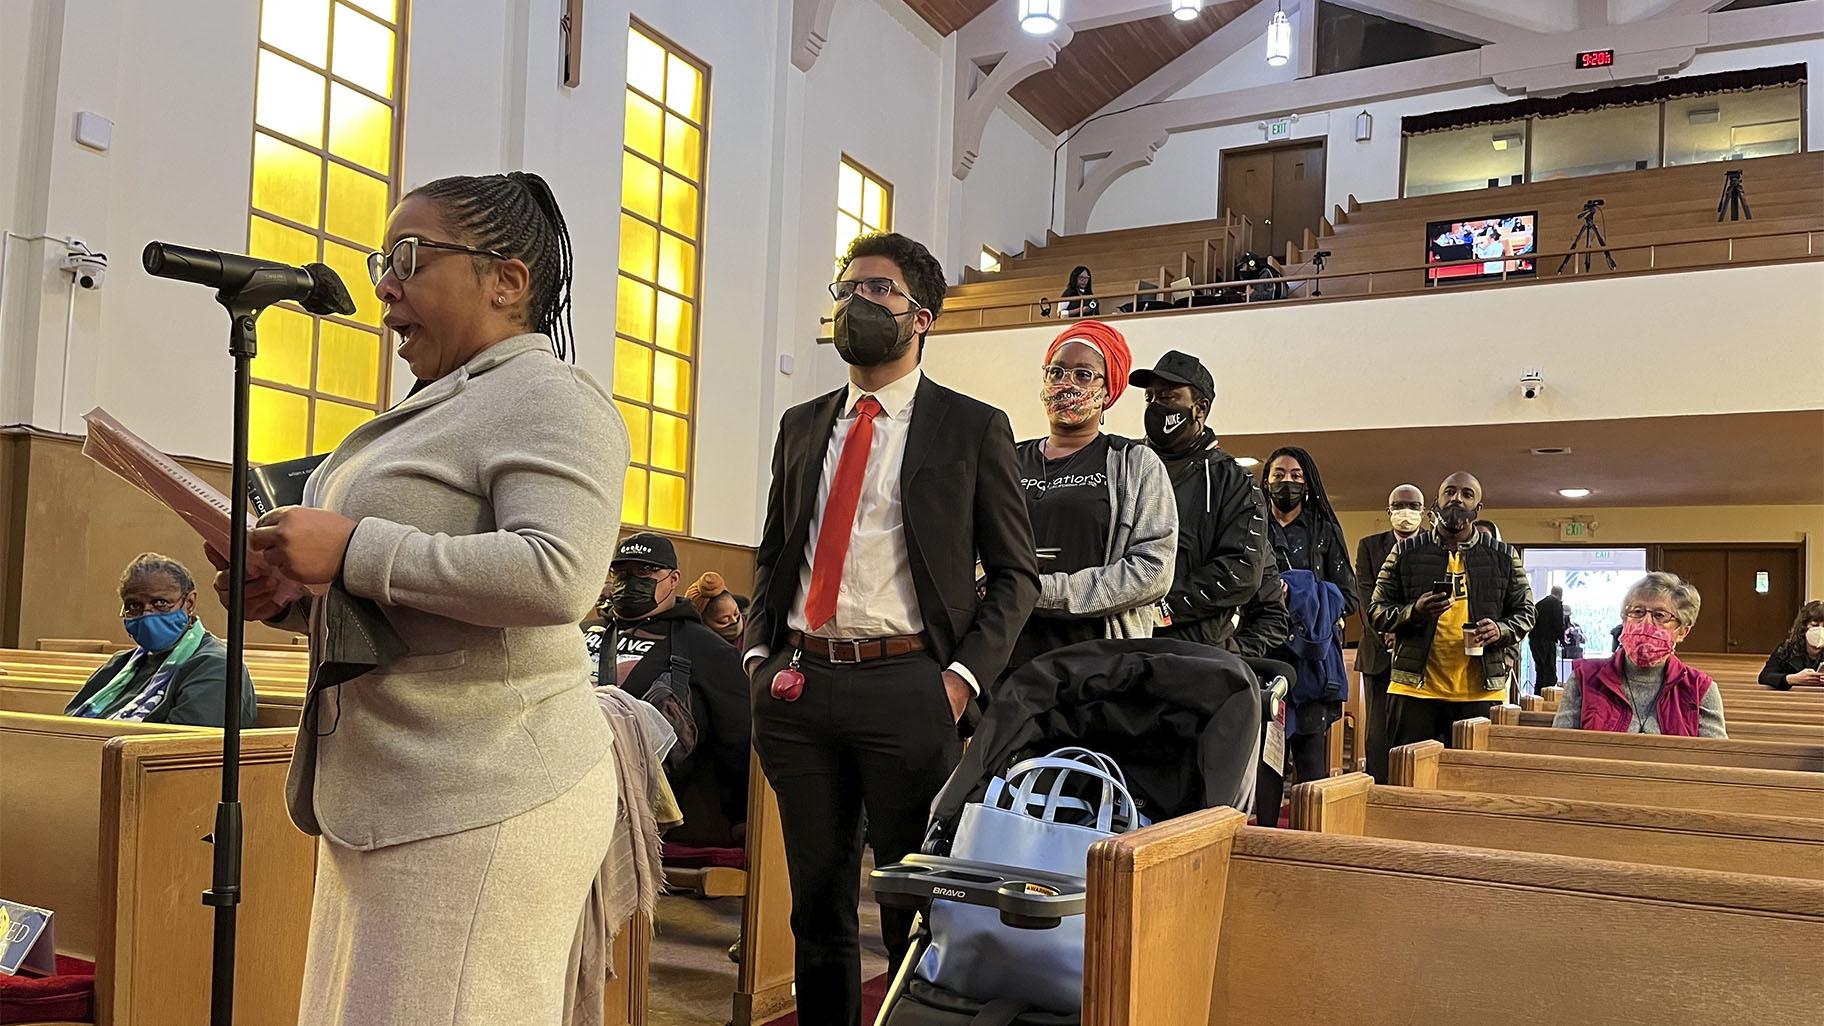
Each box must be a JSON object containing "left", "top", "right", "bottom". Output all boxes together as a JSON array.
[{"left": 871, "top": 854, "right": 1087, "bottom": 930}]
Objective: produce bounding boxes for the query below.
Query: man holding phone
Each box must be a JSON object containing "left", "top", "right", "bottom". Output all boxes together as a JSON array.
[{"left": 1369, "top": 472, "right": 1534, "bottom": 747}]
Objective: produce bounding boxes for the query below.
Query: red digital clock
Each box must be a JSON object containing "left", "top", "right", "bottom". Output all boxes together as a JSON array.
[{"left": 1576, "top": 48, "right": 1616, "bottom": 69}]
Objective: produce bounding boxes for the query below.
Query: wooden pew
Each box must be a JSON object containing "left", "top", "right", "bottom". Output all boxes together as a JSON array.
[
  {"left": 1, "top": 672, "right": 306, "bottom": 728},
  {"left": 1389, "top": 740, "right": 1824, "bottom": 818},
  {"left": 1291, "top": 772, "right": 1824, "bottom": 879},
  {"left": 732, "top": 746, "right": 794, "bottom": 1026},
  {"left": 1491, "top": 703, "right": 1824, "bottom": 744},
  {"left": 1084, "top": 807, "right": 1824, "bottom": 1026},
  {"left": 1452, "top": 717, "right": 1824, "bottom": 772}
]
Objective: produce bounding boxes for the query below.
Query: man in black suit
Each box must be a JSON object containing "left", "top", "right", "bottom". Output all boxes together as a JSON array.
[
  {"left": 1353, "top": 483, "right": 1426, "bottom": 783},
  {"left": 744, "top": 232, "right": 1039, "bottom": 1026},
  {"left": 1531, "top": 585, "right": 1567, "bottom": 693}
]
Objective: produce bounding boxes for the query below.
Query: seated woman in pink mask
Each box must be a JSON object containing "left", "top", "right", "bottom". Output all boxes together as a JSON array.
[{"left": 1553, "top": 572, "right": 1725, "bottom": 737}]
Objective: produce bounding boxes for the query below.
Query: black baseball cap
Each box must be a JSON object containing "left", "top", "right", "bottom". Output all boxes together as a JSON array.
[
  {"left": 612, "top": 532, "right": 678, "bottom": 570},
  {"left": 1129, "top": 350, "right": 1214, "bottom": 402}
]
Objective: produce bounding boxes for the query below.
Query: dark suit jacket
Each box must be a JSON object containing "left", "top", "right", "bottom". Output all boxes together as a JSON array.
[
  {"left": 1533, "top": 596, "right": 1565, "bottom": 649},
  {"left": 1353, "top": 530, "right": 1399, "bottom": 674},
  {"left": 745, "top": 374, "right": 1040, "bottom": 689}
]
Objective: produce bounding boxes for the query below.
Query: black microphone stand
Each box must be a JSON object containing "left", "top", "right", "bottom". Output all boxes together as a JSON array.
[{"left": 201, "top": 271, "right": 303, "bottom": 1026}]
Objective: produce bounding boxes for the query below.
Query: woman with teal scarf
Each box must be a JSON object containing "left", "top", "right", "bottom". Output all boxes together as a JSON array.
[{"left": 64, "top": 553, "right": 257, "bottom": 728}]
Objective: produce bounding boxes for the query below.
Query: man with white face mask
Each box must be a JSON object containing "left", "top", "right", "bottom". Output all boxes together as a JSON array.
[{"left": 1353, "top": 484, "right": 1425, "bottom": 782}]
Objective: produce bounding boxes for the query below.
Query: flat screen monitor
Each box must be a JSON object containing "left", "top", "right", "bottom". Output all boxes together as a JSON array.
[{"left": 1425, "top": 211, "right": 1537, "bottom": 286}]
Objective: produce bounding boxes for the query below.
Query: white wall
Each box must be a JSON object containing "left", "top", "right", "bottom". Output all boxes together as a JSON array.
[
  {"left": 921, "top": 260, "right": 1824, "bottom": 443},
  {"left": 1084, "top": 31, "right": 1824, "bottom": 234},
  {"left": 954, "top": 105, "right": 1057, "bottom": 268}
]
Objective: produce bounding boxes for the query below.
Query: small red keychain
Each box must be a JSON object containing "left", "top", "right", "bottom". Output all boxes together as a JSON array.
[{"left": 770, "top": 650, "right": 805, "bottom": 702}]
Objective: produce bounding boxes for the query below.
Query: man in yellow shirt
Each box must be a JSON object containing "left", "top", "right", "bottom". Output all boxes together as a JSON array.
[{"left": 1370, "top": 472, "right": 1535, "bottom": 747}]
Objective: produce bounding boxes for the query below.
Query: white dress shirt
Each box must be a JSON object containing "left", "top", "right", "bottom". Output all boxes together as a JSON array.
[{"left": 749, "top": 367, "right": 979, "bottom": 693}]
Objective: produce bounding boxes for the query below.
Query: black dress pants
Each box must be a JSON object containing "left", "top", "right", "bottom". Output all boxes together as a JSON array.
[
  {"left": 1253, "top": 729, "right": 1328, "bottom": 826},
  {"left": 752, "top": 648, "right": 963, "bottom": 1026},
  {"left": 1386, "top": 693, "right": 1498, "bottom": 750},
  {"left": 1363, "top": 669, "right": 1393, "bottom": 784},
  {"left": 1530, "top": 639, "right": 1559, "bottom": 691}
]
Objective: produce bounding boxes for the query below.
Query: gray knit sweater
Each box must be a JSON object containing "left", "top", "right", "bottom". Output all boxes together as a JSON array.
[
  {"left": 1552, "top": 658, "right": 1728, "bottom": 737},
  {"left": 1032, "top": 437, "right": 1177, "bottom": 639}
]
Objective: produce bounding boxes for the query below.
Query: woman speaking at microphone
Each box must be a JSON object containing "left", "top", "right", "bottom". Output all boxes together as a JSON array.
[{"left": 216, "top": 171, "right": 629, "bottom": 1024}]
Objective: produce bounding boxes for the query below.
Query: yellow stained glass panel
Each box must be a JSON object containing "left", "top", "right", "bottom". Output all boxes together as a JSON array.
[
  {"left": 862, "top": 179, "right": 886, "bottom": 228},
  {"left": 325, "top": 162, "right": 388, "bottom": 247},
  {"left": 328, "top": 83, "right": 392, "bottom": 174},
  {"left": 623, "top": 467, "right": 649, "bottom": 527},
  {"left": 251, "top": 132, "right": 322, "bottom": 228},
  {"left": 252, "top": 305, "right": 315, "bottom": 388},
  {"left": 664, "top": 54, "right": 702, "bottom": 122},
  {"left": 651, "top": 412, "right": 688, "bottom": 473},
  {"left": 625, "top": 92, "right": 663, "bottom": 162},
  {"left": 663, "top": 114, "right": 700, "bottom": 181},
  {"left": 614, "top": 338, "right": 652, "bottom": 402},
  {"left": 838, "top": 163, "right": 862, "bottom": 216},
  {"left": 618, "top": 214, "right": 658, "bottom": 281},
  {"left": 617, "top": 401, "right": 650, "bottom": 464},
  {"left": 332, "top": 3, "right": 396, "bottom": 98},
  {"left": 318, "top": 322, "right": 380, "bottom": 402},
  {"left": 616, "top": 275, "right": 655, "bottom": 342},
  {"left": 313, "top": 398, "right": 373, "bottom": 453},
  {"left": 250, "top": 385, "right": 310, "bottom": 464},
  {"left": 621, "top": 152, "right": 660, "bottom": 222},
  {"left": 256, "top": 51, "right": 326, "bottom": 146},
  {"left": 627, "top": 29, "right": 666, "bottom": 100},
  {"left": 648, "top": 472, "right": 685, "bottom": 532},
  {"left": 654, "top": 291, "right": 691, "bottom": 355},
  {"left": 652, "top": 351, "right": 690, "bottom": 414},
  {"left": 342, "top": 0, "right": 395, "bottom": 22},
  {"left": 657, "top": 234, "right": 695, "bottom": 295},
  {"left": 660, "top": 174, "right": 698, "bottom": 239},
  {"left": 834, "top": 213, "right": 860, "bottom": 263},
  {"left": 261, "top": 0, "right": 330, "bottom": 68},
  {"left": 250, "top": 215, "right": 319, "bottom": 267},
  {"left": 324, "top": 241, "right": 380, "bottom": 325}
]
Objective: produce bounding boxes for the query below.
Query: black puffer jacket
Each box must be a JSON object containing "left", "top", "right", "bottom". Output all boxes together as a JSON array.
[
  {"left": 1152, "top": 435, "right": 1268, "bottom": 647},
  {"left": 1369, "top": 531, "right": 1535, "bottom": 695}
]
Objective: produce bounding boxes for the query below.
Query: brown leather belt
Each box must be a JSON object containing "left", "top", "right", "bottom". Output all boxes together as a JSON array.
[{"left": 786, "top": 630, "right": 926, "bottom": 665}]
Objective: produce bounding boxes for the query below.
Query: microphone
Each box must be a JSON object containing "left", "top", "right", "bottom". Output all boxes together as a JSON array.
[{"left": 142, "top": 241, "right": 358, "bottom": 316}]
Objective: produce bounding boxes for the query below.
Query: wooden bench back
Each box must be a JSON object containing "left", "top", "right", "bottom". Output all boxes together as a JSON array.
[
  {"left": 0, "top": 711, "right": 203, "bottom": 959},
  {"left": 2, "top": 675, "right": 305, "bottom": 727},
  {"left": 1391, "top": 740, "right": 1824, "bottom": 818},
  {"left": 1492, "top": 704, "right": 1824, "bottom": 743},
  {"left": 1291, "top": 772, "right": 1824, "bottom": 879},
  {"left": 1452, "top": 717, "right": 1824, "bottom": 772},
  {"left": 1083, "top": 807, "right": 1824, "bottom": 1026}
]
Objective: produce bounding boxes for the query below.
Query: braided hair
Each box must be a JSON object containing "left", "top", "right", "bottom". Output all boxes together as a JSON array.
[{"left": 407, "top": 171, "right": 577, "bottom": 361}]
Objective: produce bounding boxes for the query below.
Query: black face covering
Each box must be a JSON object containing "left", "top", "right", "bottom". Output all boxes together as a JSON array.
[
  {"left": 608, "top": 574, "right": 662, "bottom": 621},
  {"left": 1144, "top": 402, "right": 1201, "bottom": 451},
  {"left": 832, "top": 296, "right": 916, "bottom": 367},
  {"left": 1437, "top": 501, "right": 1479, "bottom": 532},
  {"left": 1269, "top": 480, "right": 1306, "bottom": 513}
]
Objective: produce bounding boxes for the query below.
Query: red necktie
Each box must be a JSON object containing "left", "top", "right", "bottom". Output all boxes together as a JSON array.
[{"left": 804, "top": 395, "right": 883, "bottom": 631}]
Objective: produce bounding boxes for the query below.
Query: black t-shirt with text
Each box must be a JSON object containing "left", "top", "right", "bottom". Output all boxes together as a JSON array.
[{"left": 1010, "top": 435, "right": 1113, "bottom": 674}]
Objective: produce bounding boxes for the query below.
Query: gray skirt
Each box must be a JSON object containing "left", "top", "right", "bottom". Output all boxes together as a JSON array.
[{"left": 298, "top": 754, "right": 617, "bottom": 1026}]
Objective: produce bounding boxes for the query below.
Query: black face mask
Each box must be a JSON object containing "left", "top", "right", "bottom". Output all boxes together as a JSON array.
[
  {"left": 832, "top": 297, "right": 916, "bottom": 367},
  {"left": 608, "top": 574, "right": 663, "bottom": 620},
  {"left": 1269, "top": 480, "right": 1306, "bottom": 513},
  {"left": 1437, "top": 501, "right": 1479, "bottom": 532},
  {"left": 1144, "top": 402, "right": 1201, "bottom": 451}
]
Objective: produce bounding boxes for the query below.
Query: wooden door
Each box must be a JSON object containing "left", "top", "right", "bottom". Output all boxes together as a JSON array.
[
  {"left": 1218, "top": 140, "right": 1326, "bottom": 267},
  {"left": 1660, "top": 548, "right": 1728, "bottom": 653},
  {"left": 1725, "top": 548, "right": 1801, "bottom": 654}
]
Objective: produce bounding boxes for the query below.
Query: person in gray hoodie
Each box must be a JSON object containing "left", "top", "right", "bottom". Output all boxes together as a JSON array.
[{"left": 1006, "top": 320, "right": 1177, "bottom": 679}]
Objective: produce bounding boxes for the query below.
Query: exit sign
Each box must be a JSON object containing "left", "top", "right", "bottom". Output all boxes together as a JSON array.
[
  {"left": 1575, "top": 48, "right": 1615, "bottom": 69},
  {"left": 1267, "top": 117, "right": 1292, "bottom": 140},
  {"left": 1559, "top": 521, "right": 1591, "bottom": 542}
]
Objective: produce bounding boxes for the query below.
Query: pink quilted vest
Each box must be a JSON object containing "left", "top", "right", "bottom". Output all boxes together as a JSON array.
[{"left": 1572, "top": 653, "right": 1712, "bottom": 737}]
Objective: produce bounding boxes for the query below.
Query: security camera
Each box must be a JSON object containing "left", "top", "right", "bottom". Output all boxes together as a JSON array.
[
  {"left": 61, "top": 239, "right": 108, "bottom": 290},
  {"left": 1520, "top": 366, "right": 1544, "bottom": 401}
]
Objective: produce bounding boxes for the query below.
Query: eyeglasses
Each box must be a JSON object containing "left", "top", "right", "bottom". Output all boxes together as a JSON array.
[
  {"left": 121, "top": 594, "right": 186, "bottom": 617},
  {"left": 828, "top": 277, "right": 919, "bottom": 307},
  {"left": 1043, "top": 365, "right": 1104, "bottom": 387},
  {"left": 1623, "top": 606, "right": 1682, "bottom": 627},
  {"left": 367, "top": 236, "right": 507, "bottom": 285}
]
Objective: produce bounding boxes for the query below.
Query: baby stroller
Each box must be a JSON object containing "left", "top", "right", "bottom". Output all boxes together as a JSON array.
[{"left": 870, "top": 638, "right": 1264, "bottom": 1025}]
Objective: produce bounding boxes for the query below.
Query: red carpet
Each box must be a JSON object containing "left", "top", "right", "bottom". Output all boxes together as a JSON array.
[{"left": 762, "top": 973, "right": 890, "bottom": 1025}]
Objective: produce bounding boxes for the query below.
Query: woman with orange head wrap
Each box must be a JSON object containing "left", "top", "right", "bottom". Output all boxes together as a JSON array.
[{"left": 1004, "top": 321, "right": 1178, "bottom": 677}]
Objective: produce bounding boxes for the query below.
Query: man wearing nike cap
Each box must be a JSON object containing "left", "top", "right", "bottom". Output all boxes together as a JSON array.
[{"left": 1131, "top": 350, "right": 1267, "bottom": 649}]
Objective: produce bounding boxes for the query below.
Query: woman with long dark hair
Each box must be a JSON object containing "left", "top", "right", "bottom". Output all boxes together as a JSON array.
[
  {"left": 1761, "top": 599, "right": 1824, "bottom": 689},
  {"left": 219, "top": 171, "right": 629, "bottom": 1023},
  {"left": 1058, "top": 264, "right": 1098, "bottom": 318}
]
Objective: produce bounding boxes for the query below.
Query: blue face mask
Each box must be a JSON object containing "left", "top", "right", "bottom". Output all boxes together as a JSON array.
[{"left": 124, "top": 609, "right": 191, "bottom": 652}]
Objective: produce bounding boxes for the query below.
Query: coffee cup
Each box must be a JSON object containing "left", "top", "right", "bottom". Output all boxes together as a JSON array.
[{"left": 1462, "top": 624, "right": 1484, "bottom": 657}]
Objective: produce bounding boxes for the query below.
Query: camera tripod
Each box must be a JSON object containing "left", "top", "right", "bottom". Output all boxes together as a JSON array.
[
  {"left": 1557, "top": 200, "right": 1616, "bottom": 274},
  {"left": 1717, "top": 169, "right": 1752, "bottom": 222}
]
